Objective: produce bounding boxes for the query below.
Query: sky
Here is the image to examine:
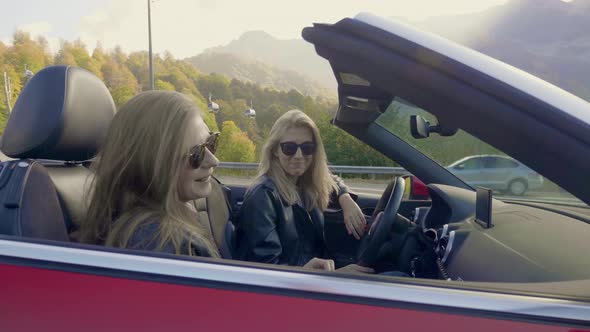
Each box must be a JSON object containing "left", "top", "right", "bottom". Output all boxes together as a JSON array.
[{"left": 0, "top": 0, "right": 511, "bottom": 58}]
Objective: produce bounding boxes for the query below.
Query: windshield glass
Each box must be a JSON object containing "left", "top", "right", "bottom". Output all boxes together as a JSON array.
[{"left": 375, "top": 97, "right": 587, "bottom": 207}]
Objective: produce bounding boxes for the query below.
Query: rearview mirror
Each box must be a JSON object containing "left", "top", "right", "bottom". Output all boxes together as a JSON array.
[
  {"left": 410, "top": 115, "right": 459, "bottom": 139},
  {"left": 410, "top": 115, "right": 430, "bottom": 138}
]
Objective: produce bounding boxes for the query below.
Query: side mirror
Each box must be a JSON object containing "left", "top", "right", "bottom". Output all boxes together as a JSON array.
[
  {"left": 410, "top": 115, "right": 459, "bottom": 139},
  {"left": 402, "top": 175, "right": 430, "bottom": 200}
]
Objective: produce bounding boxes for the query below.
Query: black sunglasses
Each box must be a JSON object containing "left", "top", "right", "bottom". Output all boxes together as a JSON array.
[
  {"left": 279, "top": 141, "right": 316, "bottom": 156},
  {"left": 188, "top": 132, "right": 220, "bottom": 169}
]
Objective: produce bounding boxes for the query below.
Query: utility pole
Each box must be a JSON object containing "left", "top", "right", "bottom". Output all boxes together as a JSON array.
[
  {"left": 148, "top": 0, "right": 155, "bottom": 90},
  {"left": 3, "top": 72, "right": 12, "bottom": 113}
]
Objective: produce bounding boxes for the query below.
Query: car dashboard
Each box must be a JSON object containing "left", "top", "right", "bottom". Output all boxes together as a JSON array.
[{"left": 417, "top": 185, "right": 590, "bottom": 283}]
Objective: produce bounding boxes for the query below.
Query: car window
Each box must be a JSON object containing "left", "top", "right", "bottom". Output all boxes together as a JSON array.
[
  {"left": 375, "top": 97, "right": 587, "bottom": 206},
  {"left": 489, "top": 158, "right": 519, "bottom": 168},
  {"left": 458, "top": 158, "right": 480, "bottom": 170}
]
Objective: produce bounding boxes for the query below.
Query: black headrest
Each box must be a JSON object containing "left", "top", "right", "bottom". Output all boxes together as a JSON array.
[{"left": 1, "top": 66, "right": 116, "bottom": 161}]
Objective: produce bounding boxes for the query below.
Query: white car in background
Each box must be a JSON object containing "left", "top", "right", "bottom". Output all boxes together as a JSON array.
[{"left": 448, "top": 155, "right": 543, "bottom": 195}]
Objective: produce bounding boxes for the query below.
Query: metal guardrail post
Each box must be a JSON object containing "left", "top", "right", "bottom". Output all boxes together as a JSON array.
[{"left": 3, "top": 72, "right": 12, "bottom": 113}]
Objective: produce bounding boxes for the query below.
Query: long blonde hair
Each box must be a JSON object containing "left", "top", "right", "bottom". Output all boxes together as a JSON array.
[
  {"left": 80, "top": 91, "right": 219, "bottom": 257},
  {"left": 257, "top": 110, "right": 337, "bottom": 211}
]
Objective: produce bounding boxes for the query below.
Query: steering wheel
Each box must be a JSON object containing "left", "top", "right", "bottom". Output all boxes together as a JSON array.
[{"left": 356, "top": 177, "right": 405, "bottom": 267}]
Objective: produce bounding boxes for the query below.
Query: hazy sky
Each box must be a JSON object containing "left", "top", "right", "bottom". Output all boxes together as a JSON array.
[{"left": 1, "top": 0, "right": 511, "bottom": 58}]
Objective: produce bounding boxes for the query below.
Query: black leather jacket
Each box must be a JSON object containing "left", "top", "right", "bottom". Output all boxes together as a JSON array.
[{"left": 236, "top": 175, "right": 349, "bottom": 266}]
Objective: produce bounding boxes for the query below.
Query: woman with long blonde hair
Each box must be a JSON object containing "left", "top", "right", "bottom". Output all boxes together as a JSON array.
[
  {"left": 237, "top": 110, "right": 372, "bottom": 272},
  {"left": 80, "top": 90, "right": 220, "bottom": 258}
]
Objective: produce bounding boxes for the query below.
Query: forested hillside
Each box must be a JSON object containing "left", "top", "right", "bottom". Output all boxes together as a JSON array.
[{"left": 186, "top": 52, "right": 335, "bottom": 100}]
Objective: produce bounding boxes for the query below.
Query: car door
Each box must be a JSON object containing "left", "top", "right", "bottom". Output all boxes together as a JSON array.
[
  {"left": 480, "top": 156, "right": 516, "bottom": 190},
  {"left": 450, "top": 157, "right": 482, "bottom": 187},
  {"left": 1, "top": 236, "right": 588, "bottom": 331},
  {"left": 479, "top": 156, "right": 503, "bottom": 189}
]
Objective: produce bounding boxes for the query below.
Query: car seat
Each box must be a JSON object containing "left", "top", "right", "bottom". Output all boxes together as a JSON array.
[{"left": 0, "top": 65, "right": 115, "bottom": 241}]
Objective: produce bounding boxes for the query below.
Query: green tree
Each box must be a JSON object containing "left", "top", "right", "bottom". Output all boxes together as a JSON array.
[
  {"left": 197, "top": 73, "right": 232, "bottom": 101},
  {"left": 181, "top": 93, "right": 219, "bottom": 133},
  {"left": 101, "top": 57, "right": 140, "bottom": 106},
  {"left": 54, "top": 45, "right": 77, "bottom": 66},
  {"left": 126, "top": 51, "right": 150, "bottom": 90},
  {"left": 216, "top": 121, "right": 256, "bottom": 162},
  {"left": 155, "top": 79, "right": 175, "bottom": 91},
  {"left": 92, "top": 43, "right": 107, "bottom": 69},
  {"left": 256, "top": 103, "right": 285, "bottom": 135},
  {"left": 55, "top": 40, "right": 102, "bottom": 78},
  {"left": 6, "top": 31, "right": 50, "bottom": 73},
  {"left": 68, "top": 40, "right": 102, "bottom": 78},
  {"left": 111, "top": 46, "right": 127, "bottom": 65},
  {"left": 215, "top": 99, "right": 261, "bottom": 145}
]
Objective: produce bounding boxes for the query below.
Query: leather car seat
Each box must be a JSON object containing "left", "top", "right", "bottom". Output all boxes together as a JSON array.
[
  {"left": 0, "top": 66, "right": 115, "bottom": 241},
  {"left": 193, "top": 177, "right": 236, "bottom": 259}
]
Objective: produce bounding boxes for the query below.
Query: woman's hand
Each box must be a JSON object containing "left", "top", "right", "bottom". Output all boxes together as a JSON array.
[
  {"left": 336, "top": 264, "right": 375, "bottom": 274},
  {"left": 303, "top": 257, "right": 335, "bottom": 271},
  {"left": 339, "top": 193, "right": 367, "bottom": 240},
  {"left": 303, "top": 259, "right": 374, "bottom": 274}
]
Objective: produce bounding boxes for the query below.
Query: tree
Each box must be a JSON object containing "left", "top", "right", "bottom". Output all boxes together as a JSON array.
[
  {"left": 126, "top": 51, "right": 150, "bottom": 91},
  {"left": 155, "top": 79, "right": 175, "bottom": 91},
  {"left": 7, "top": 31, "right": 50, "bottom": 73},
  {"left": 0, "top": 41, "right": 6, "bottom": 59},
  {"left": 181, "top": 93, "right": 219, "bottom": 133},
  {"left": 161, "top": 67, "right": 194, "bottom": 94},
  {"left": 101, "top": 57, "right": 140, "bottom": 106},
  {"left": 68, "top": 40, "right": 102, "bottom": 78},
  {"left": 216, "top": 121, "right": 256, "bottom": 163},
  {"left": 54, "top": 42, "right": 78, "bottom": 66},
  {"left": 91, "top": 42, "right": 107, "bottom": 69},
  {"left": 215, "top": 99, "right": 261, "bottom": 146},
  {"left": 197, "top": 73, "right": 232, "bottom": 101},
  {"left": 256, "top": 103, "right": 285, "bottom": 135}
]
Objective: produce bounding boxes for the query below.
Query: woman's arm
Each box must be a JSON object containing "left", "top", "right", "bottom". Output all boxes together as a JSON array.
[
  {"left": 330, "top": 174, "right": 354, "bottom": 201},
  {"left": 330, "top": 174, "right": 367, "bottom": 240}
]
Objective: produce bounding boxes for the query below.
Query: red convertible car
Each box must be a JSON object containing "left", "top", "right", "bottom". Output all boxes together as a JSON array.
[{"left": 1, "top": 13, "right": 589, "bottom": 331}]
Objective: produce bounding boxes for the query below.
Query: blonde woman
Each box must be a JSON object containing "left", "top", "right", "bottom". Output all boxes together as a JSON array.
[
  {"left": 237, "top": 110, "right": 373, "bottom": 272},
  {"left": 80, "top": 91, "right": 220, "bottom": 258}
]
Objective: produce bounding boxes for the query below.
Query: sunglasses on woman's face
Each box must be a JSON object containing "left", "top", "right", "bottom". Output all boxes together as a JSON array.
[
  {"left": 188, "top": 132, "right": 220, "bottom": 169},
  {"left": 279, "top": 141, "right": 316, "bottom": 156}
]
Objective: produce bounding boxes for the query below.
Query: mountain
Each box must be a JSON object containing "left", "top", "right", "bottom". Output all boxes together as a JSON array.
[
  {"left": 187, "top": 0, "right": 590, "bottom": 102},
  {"left": 197, "top": 31, "right": 336, "bottom": 90},
  {"left": 186, "top": 51, "right": 335, "bottom": 99},
  {"left": 413, "top": 0, "right": 590, "bottom": 99}
]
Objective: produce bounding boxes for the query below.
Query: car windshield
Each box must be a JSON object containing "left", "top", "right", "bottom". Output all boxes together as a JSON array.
[{"left": 375, "top": 97, "right": 588, "bottom": 207}]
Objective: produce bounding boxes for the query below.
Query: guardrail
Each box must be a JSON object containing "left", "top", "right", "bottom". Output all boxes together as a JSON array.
[{"left": 218, "top": 162, "right": 408, "bottom": 176}]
